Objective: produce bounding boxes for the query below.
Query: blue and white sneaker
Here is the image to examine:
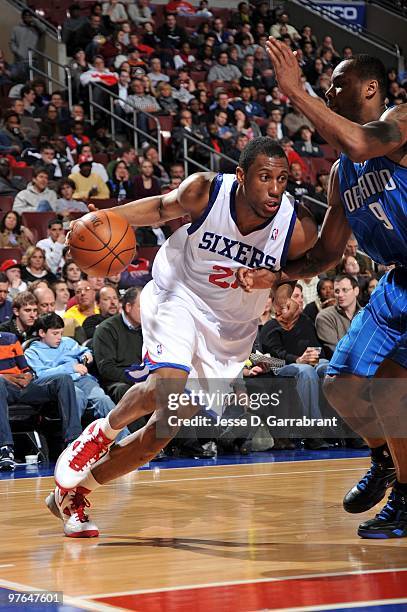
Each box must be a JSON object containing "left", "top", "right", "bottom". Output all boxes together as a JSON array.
[
  {"left": 358, "top": 485, "right": 407, "bottom": 539},
  {"left": 343, "top": 460, "right": 396, "bottom": 514}
]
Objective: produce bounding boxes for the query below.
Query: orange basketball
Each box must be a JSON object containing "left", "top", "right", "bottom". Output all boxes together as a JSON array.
[{"left": 68, "top": 210, "right": 136, "bottom": 277}]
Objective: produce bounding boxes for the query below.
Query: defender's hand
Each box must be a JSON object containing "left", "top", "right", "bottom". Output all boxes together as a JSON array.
[{"left": 265, "top": 37, "right": 303, "bottom": 98}]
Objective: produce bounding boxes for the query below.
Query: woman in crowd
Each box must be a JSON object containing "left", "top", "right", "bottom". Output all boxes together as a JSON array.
[
  {"left": 143, "top": 146, "right": 170, "bottom": 185},
  {"left": 0, "top": 211, "right": 34, "bottom": 250},
  {"left": 62, "top": 261, "right": 83, "bottom": 297},
  {"left": 21, "top": 246, "right": 57, "bottom": 284},
  {"left": 39, "top": 104, "right": 65, "bottom": 139},
  {"left": 233, "top": 108, "right": 262, "bottom": 140},
  {"left": 132, "top": 159, "right": 161, "bottom": 199},
  {"left": 107, "top": 161, "right": 134, "bottom": 200}
]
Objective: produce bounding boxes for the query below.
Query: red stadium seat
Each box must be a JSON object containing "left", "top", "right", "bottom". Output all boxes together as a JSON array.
[
  {"left": 93, "top": 153, "right": 109, "bottom": 166},
  {"left": 137, "top": 246, "right": 159, "bottom": 262},
  {"left": 190, "top": 71, "right": 207, "bottom": 83},
  {"left": 309, "top": 158, "right": 332, "bottom": 177},
  {"left": 0, "top": 247, "right": 23, "bottom": 263},
  {"left": 0, "top": 196, "right": 14, "bottom": 212},
  {"left": 11, "top": 166, "right": 33, "bottom": 182},
  {"left": 21, "top": 212, "right": 58, "bottom": 241}
]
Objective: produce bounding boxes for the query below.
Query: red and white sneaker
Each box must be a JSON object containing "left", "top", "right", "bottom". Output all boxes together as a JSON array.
[
  {"left": 46, "top": 486, "right": 99, "bottom": 538},
  {"left": 55, "top": 419, "right": 114, "bottom": 489}
]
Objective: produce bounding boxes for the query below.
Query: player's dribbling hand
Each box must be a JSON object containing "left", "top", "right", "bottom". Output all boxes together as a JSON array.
[
  {"left": 274, "top": 297, "right": 300, "bottom": 331},
  {"left": 236, "top": 268, "right": 277, "bottom": 292},
  {"left": 265, "top": 37, "right": 303, "bottom": 98},
  {"left": 65, "top": 204, "right": 99, "bottom": 249}
]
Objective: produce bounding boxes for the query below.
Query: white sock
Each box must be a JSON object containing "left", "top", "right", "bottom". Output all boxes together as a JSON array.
[
  {"left": 78, "top": 470, "right": 101, "bottom": 494},
  {"left": 100, "top": 415, "right": 122, "bottom": 441}
]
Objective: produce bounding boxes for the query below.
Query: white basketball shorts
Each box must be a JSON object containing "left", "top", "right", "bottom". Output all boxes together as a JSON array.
[{"left": 127, "top": 280, "right": 257, "bottom": 383}]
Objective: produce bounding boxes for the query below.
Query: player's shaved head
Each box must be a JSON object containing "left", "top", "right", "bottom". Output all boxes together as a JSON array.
[
  {"left": 238, "top": 137, "right": 287, "bottom": 174},
  {"left": 342, "top": 55, "right": 387, "bottom": 101}
]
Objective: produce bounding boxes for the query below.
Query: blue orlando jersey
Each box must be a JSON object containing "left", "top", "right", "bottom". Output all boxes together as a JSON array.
[{"left": 338, "top": 154, "right": 407, "bottom": 266}]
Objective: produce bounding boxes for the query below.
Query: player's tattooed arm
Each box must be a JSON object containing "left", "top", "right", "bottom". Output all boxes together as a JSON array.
[{"left": 103, "top": 172, "right": 215, "bottom": 227}]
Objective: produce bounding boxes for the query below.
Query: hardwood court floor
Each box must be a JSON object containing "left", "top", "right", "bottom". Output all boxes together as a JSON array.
[{"left": 1, "top": 456, "right": 406, "bottom": 611}]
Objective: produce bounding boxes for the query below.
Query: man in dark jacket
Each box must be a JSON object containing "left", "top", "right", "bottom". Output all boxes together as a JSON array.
[{"left": 157, "top": 13, "right": 187, "bottom": 50}]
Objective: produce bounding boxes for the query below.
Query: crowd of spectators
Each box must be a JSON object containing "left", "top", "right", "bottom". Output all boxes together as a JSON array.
[{"left": 0, "top": 0, "right": 404, "bottom": 467}]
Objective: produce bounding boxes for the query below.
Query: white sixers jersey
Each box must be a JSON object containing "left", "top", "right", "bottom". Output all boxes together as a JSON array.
[{"left": 152, "top": 173, "right": 297, "bottom": 324}]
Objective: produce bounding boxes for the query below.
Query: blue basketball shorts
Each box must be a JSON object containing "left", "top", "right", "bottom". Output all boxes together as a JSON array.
[{"left": 327, "top": 267, "right": 407, "bottom": 377}]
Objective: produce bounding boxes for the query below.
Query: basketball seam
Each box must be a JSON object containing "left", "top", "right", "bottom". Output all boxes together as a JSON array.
[{"left": 70, "top": 214, "right": 135, "bottom": 271}]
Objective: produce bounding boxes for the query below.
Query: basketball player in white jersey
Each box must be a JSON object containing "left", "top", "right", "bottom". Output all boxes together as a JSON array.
[{"left": 47, "top": 138, "right": 319, "bottom": 537}]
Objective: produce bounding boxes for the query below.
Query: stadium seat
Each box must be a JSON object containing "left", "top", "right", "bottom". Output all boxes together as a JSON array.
[
  {"left": 11, "top": 166, "right": 33, "bottom": 182},
  {"left": 309, "top": 158, "right": 332, "bottom": 177},
  {"left": 0, "top": 195, "right": 14, "bottom": 212},
  {"left": 93, "top": 153, "right": 109, "bottom": 165},
  {"left": 21, "top": 212, "right": 58, "bottom": 241},
  {"left": 0, "top": 247, "right": 23, "bottom": 262},
  {"left": 190, "top": 71, "right": 208, "bottom": 83},
  {"left": 138, "top": 246, "right": 160, "bottom": 262}
]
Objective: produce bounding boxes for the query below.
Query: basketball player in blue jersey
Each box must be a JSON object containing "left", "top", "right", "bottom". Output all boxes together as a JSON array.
[
  {"left": 46, "top": 138, "right": 324, "bottom": 537},
  {"left": 241, "top": 43, "right": 407, "bottom": 539}
]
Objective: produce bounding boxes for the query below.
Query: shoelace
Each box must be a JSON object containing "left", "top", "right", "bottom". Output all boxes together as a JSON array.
[
  {"left": 70, "top": 491, "right": 91, "bottom": 524},
  {"left": 376, "top": 491, "right": 407, "bottom": 522},
  {"left": 68, "top": 434, "right": 110, "bottom": 471},
  {"left": 357, "top": 462, "right": 388, "bottom": 491}
]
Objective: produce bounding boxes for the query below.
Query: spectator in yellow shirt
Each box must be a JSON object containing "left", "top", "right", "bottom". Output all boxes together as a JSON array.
[
  {"left": 68, "top": 156, "right": 109, "bottom": 200},
  {"left": 64, "top": 279, "right": 100, "bottom": 325}
]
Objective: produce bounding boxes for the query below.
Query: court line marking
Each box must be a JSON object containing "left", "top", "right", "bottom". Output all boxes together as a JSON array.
[
  {"left": 84, "top": 567, "right": 407, "bottom": 600},
  {"left": 0, "top": 467, "right": 367, "bottom": 495},
  {"left": 0, "top": 565, "right": 14, "bottom": 569},
  {"left": 271, "top": 597, "right": 407, "bottom": 612},
  {"left": 0, "top": 578, "right": 123, "bottom": 612},
  {"left": 0, "top": 455, "right": 370, "bottom": 483}
]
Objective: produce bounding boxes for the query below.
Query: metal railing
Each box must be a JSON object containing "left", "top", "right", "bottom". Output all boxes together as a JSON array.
[
  {"left": 182, "top": 132, "right": 240, "bottom": 176},
  {"left": 28, "top": 48, "right": 73, "bottom": 109},
  {"left": 88, "top": 83, "right": 162, "bottom": 159},
  {"left": 290, "top": 0, "right": 401, "bottom": 61},
  {"left": 5, "top": 0, "right": 61, "bottom": 41},
  {"left": 368, "top": 0, "right": 407, "bottom": 18},
  {"left": 302, "top": 194, "right": 328, "bottom": 211}
]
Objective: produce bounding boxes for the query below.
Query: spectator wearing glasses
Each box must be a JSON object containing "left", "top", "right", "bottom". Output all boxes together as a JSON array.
[
  {"left": 315, "top": 274, "right": 361, "bottom": 359},
  {"left": 63, "top": 279, "right": 100, "bottom": 326}
]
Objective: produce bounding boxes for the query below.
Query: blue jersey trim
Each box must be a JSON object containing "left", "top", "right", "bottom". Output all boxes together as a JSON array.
[
  {"left": 279, "top": 208, "right": 297, "bottom": 269},
  {"left": 148, "top": 362, "right": 191, "bottom": 374},
  {"left": 187, "top": 173, "right": 223, "bottom": 236}
]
